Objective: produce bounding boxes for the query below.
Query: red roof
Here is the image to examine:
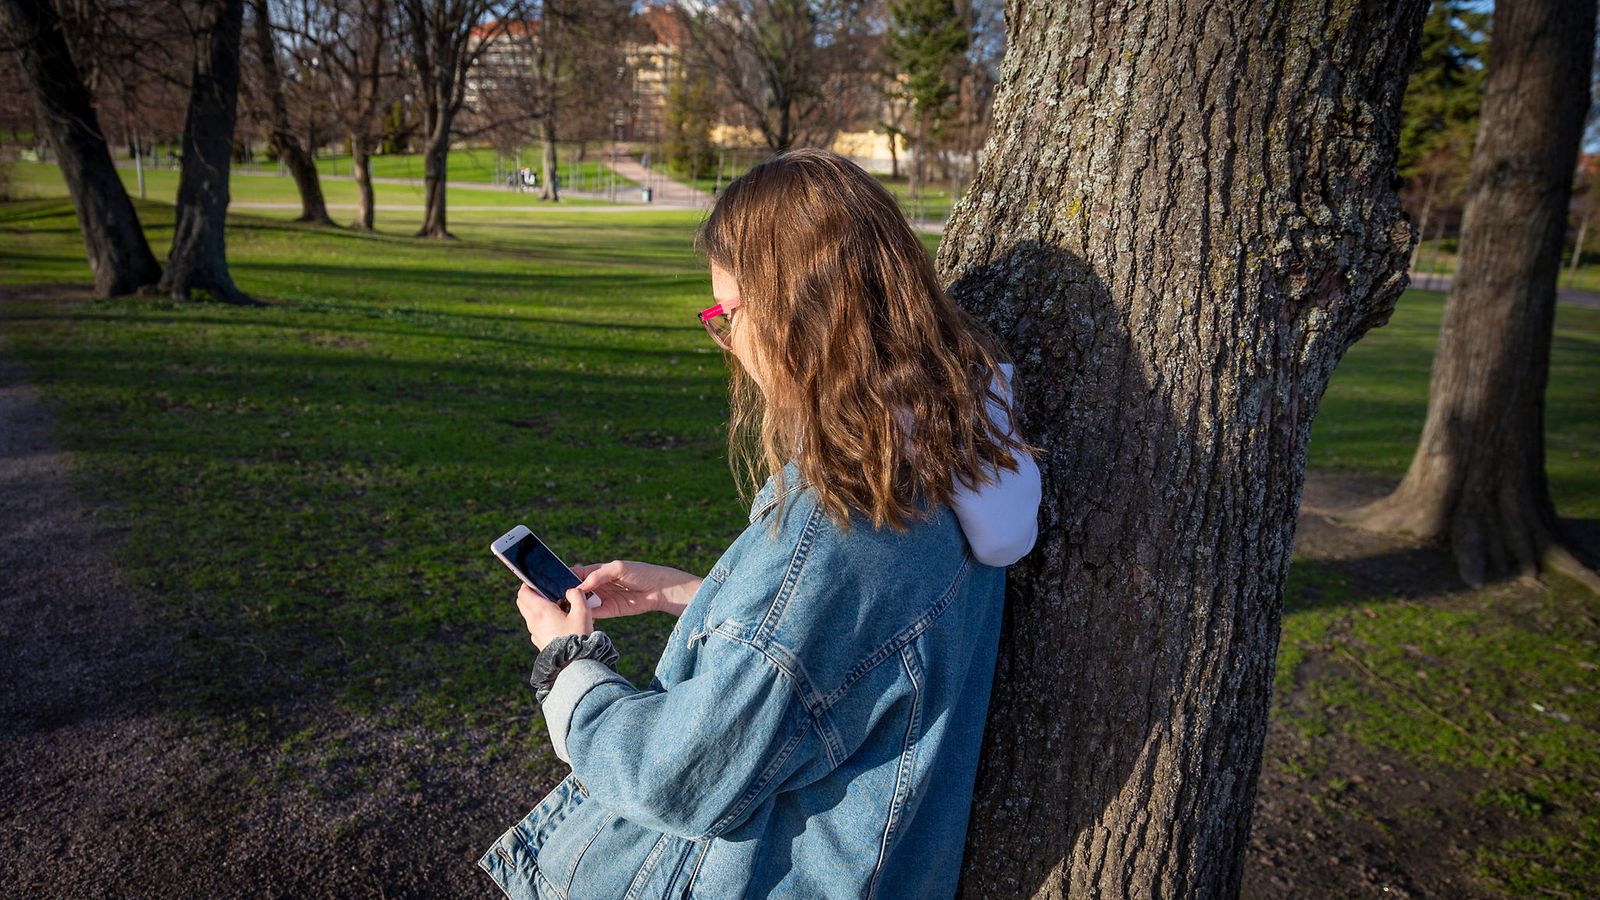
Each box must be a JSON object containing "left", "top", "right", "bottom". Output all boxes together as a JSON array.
[
  {"left": 635, "top": 4, "right": 686, "bottom": 47},
  {"left": 470, "top": 18, "right": 539, "bottom": 40}
]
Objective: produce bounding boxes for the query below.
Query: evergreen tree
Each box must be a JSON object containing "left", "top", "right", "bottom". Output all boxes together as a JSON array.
[
  {"left": 884, "top": 0, "right": 967, "bottom": 190},
  {"left": 664, "top": 63, "right": 717, "bottom": 182},
  {"left": 1397, "top": 0, "right": 1489, "bottom": 181}
]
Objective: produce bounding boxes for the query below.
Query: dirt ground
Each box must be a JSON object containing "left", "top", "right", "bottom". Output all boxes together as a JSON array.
[
  {"left": 1243, "top": 476, "right": 1506, "bottom": 900},
  {"left": 0, "top": 336, "right": 1565, "bottom": 898}
]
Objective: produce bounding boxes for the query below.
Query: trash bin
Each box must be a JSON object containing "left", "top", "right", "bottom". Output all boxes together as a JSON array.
[{"left": 642, "top": 186, "right": 653, "bottom": 203}]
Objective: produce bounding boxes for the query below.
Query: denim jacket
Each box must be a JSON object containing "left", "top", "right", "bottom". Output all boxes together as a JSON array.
[{"left": 481, "top": 461, "right": 1007, "bottom": 899}]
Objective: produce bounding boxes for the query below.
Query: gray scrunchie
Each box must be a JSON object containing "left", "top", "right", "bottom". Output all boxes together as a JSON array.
[{"left": 530, "top": 630, "right": 620, "bottom": 704}]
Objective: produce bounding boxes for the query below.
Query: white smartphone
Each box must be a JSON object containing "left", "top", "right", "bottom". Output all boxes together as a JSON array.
[{"left": 490, "top": 525, "right": 601, "bottom": 609}]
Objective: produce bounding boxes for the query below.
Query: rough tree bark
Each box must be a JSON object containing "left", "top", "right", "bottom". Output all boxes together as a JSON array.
[
  {"left": 250, "top": 0, "right": 332, "bottom": 225},
  {"left": 0, "top": 0, "right": 161, "bottom": 296},
  {"left": 937, "top": 1, "right": 1429, "bottom": 896},
  {"left": 160, "top": 0, "right": 250, "bottom": 304},
  {"left": 1346, "top": 0, "right": 1600, "bottom": 591}
]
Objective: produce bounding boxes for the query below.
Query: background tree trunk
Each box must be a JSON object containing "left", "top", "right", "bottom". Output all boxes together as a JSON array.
[
  {"left": 937, "top": 0, "right": 1429, "bottom": 895},
  {"left": 402, "top": 0, "right": 492, "bottom": 240},
  {"left": 539, "top": 115, "right": 559, "bottom": 202},
  {"left": 418, "top": 131, "right": 451, "bottom": 237},
  {"left": 1345, "top": 0, "right": 1599, "bottom": 590},
  {"left": 351, "top": 131, "right": 376, "bottom": 230},
  {"left": 160, "top": 0, "right": 249, "bottom": 304},
  {"left": 1, "top": 0, "right": 161, "bottom": 296},
  {"left": 250, "top": 0, "right": 332, "bottom": 225}
]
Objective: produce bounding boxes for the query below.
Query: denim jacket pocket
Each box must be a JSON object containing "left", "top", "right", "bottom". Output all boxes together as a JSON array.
[
  {"left": 534, "top": 798, "right": 615, "bottom": 897},
  {"left": 480, "top": 772, "right": 590, "bottom": 900}
]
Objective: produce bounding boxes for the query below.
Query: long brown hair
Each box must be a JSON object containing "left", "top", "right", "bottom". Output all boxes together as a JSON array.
[{"left": 696, "top": 148, "right": 1034, "bottom": 533}]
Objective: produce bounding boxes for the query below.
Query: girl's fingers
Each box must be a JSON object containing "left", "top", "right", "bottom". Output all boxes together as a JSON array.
[
  {"left": 565, "top": 589, "right": 594, "bottom": 632},
  {"left": 575, "top": 560, "right": 627, "bottom": 593}
]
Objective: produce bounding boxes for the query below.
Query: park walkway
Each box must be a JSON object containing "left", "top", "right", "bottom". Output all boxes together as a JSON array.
[
  {"left": 1407, "top": 270, "right": 1600, "bottom": 309},
  {"left": 600, "top": 155, "right": 713, "bottom": 209}
]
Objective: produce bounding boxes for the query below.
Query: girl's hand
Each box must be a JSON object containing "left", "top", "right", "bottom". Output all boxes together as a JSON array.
[
  {"left": 571, "top": 560, "right": 704, "bottom": 619},
  {"left": 516, "top": 584, "right": 593, "bottom": 650}
]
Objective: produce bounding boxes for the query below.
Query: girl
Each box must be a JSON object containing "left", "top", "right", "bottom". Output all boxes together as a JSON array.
[{"left": 482, "top": 148, "right": 1040, "bottom": 899}]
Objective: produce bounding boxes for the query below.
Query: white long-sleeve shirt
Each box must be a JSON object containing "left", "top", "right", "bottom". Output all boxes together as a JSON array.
[
  {"left": 948, "top": 363, "right": 1041, "bottom": 567},
  {"left": 890, "top": 363, "right": 1041, "bottom": 566}
]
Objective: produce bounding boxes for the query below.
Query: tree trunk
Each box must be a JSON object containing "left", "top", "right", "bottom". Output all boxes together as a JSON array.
[
  {"left": 417, "top": 129, "right": 452, "bottom": 237},
  {"left": 539, "top": 114, "right": 560, "bottom": 202},
  {"left": 1345, "top": 0, "right": 1598, "bottom": 590},
  {"left": 1408, "top": 174, "right": 1438, "bottom": 274},
  {"left": 888, "top": 131, "right": 899, "bottom": 179},
  {"left": 160, "top": 0, "right": 250, "bottom": 304},
  {"left": 1569, "top": 206, "right": 1591, "bottom": 281},
  {"left": 351, "top": 131, "right": 375, "bottom": 230},
  {"left": 250, "top": 0, "right": 331, "bottom": 225},
  {"left": 910, "top": 117, "right": 925, "bottom": 200},
  {"left": 1423, "top": 214, "right": 1446, "bottom": 288},
  {"left": 0, "top": 0, "right": 161, "bottom": 296},
  {"left": 935, "top": 1, "right": 1429, "bottom": 895}
]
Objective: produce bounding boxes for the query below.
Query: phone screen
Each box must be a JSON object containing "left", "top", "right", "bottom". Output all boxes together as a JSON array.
[{"left": 505, "top": 531, "right": 582, "bottom": 604}]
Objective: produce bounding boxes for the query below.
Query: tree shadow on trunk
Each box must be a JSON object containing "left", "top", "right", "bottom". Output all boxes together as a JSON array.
[{"left": 951, "top": 241, "right": 1269, "bottom": 896}]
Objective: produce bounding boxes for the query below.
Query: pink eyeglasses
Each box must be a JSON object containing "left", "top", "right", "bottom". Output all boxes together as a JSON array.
[{"left": 698, "top": 296, "right": 741, "bottom": 351}]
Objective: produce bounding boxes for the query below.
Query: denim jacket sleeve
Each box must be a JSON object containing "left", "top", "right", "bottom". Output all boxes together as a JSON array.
[{"left": 539, "top": 631, "right": 822, "bottom": 841}]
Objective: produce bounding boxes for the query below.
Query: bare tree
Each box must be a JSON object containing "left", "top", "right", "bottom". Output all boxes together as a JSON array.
[
  {"left": 1346, "top": 0, "right": 1600, "bottom": 589},
  {"left": 159, "top": 0, "right": 250, "bottom": 303},
  {"left": 462, "top": 0, "right": 630, "bottom": 202},
  {"left": 282, "top": 0, "right": 398, "bottom": 229},
  {"left": 936, "top": 0, "right": 1430, "bottom": 894},
  {"left": 247, "top": 0, "right": 332, "bottom": 223},
  {"left": 53, "top": 0, "right": 192, "bottom": 159},
  {"left": 1570, "top": 154, "right": 1600, "bottom": 281},
  {"left": 678, "top": 0, "right": 876, "bottom": 153},
  {"left": 952, "top": 0, "right": 1001, "bottom": 185},
  {"left": 1, "top": 0, "right": 162, "bottom": 295},
  {"left": 399, "top": 0, "right": 508, "bottom": 238}
]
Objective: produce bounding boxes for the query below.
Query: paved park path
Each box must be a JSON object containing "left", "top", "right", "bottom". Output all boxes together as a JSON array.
[
  {"left": 599, "top": 155, "right": 713, "bottom": 209},
  {"left": 1408, "top": 270, "right": 1600, "bottom": 309},
  {"left": 120, "top": 159, "right": 624, "bottom": 205}
]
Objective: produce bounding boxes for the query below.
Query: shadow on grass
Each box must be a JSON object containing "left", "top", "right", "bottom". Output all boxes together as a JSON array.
[{"left": 0, "top": 313, "right": 738, "bottom": 742}]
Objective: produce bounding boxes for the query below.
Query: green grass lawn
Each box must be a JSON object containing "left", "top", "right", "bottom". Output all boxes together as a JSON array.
[
  {"left": 1289, "top": 292, "right": 1599, "bottom": 896},
  {"left": 0, "top": 197, "right": 724, "bottom": 745},
  {"left": 1, "top": 193, "right": 1597, "bottom": 895},
  {"left": 6, "top": 160, "right": 618, "bottom": 212},
  {"left": 1310, "top": 288, "right": 1599, "bottom": 518}
]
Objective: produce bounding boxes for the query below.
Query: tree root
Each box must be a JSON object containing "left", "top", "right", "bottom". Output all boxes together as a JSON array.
[
  {"left": 1320, "top": 489, "right": 1599, "bottom": 595},
  {"left": 1541, "top": 543, "right": 1600, "bottom": 593}
]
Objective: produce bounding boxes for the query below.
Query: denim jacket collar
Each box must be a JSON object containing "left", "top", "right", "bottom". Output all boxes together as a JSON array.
[{"left": 747, "top": 460, "right": 809, "bottom": 523}]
